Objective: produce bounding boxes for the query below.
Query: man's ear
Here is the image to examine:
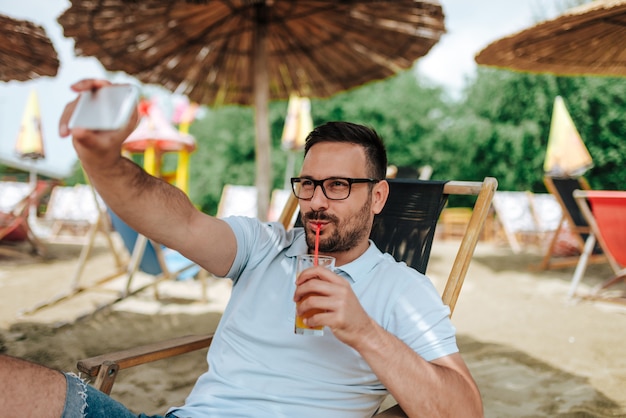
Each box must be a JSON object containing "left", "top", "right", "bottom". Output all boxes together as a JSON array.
[{"left": 372, "top": 180, "right": 389, "bottom": 215}]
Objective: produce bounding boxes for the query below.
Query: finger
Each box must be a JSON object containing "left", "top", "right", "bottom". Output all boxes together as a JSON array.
[
  {"left": 293, "top": 278, "right": 339, "bottom": 304},
  {"left": 70, "top": 128, "right": 108, "bottom": 150},
  {"left": 299, "top": 307, "right": 339, "bottom": 329},
  {"left": 295, "top": 266, "right": 339, "bottom": 286},
  {"left": 303, "top": 310, "right": 332, "bottom": 328},
  {"left": 59, "top": 97, "right": 81, "bottom": 137},
  {"left": 302, "top": 298, "right": 361, "bottom": 334},
  {"left": 293, "top": 280, "right": 316, "bottom": 302},
  {"left": 297, "top": 292, "right": 332, "bottom": 311}
]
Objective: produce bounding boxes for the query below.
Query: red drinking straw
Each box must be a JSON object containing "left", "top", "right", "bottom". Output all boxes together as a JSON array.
[{"left": 314, "top": 223, "right": 321, "bottom": 266}]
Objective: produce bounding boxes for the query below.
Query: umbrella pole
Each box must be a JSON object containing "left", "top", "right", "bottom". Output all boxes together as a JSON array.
[{"left": 253, "top": 6, "right": 271, "bottom": 221}]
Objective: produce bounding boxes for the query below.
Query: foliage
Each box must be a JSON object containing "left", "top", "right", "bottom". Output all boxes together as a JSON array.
[
  {"left": 455, "top": 69, "right": 626, "bottom": 192},
  {"left": 310, "top": 71, "right": 451, "bottom": 172}
]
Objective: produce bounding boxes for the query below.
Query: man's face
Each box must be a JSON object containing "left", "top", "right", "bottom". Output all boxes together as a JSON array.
[{"left": 298, "top": 142, "right": 388, "bottom": 260}]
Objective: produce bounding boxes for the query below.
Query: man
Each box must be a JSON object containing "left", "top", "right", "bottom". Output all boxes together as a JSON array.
[{"left": 0, "top": 79, "right": 483, "bottom": 417}]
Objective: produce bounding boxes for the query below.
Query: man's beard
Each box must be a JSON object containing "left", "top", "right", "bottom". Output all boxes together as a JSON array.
[{"left": 303, "top": 198, "right": 372, "bottom": 253}]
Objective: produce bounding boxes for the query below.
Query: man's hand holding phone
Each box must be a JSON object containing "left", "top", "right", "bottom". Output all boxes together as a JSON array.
[{"left": 60, "top": 79, "right": 140, "bottom": 172}]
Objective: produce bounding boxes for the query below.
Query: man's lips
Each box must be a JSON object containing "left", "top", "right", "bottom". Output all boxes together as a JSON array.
[{"left": 308, "top": 221, "right": 327, "bottom": 231}]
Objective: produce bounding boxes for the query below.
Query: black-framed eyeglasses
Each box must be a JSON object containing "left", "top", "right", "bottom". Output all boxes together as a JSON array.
[{"left": 290, "top": 177, "right": 380, "bottom": 201}]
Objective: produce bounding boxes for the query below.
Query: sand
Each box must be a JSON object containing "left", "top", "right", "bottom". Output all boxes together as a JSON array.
[{"left": 1, "top": 235, "right": 625, "bottom": 417}]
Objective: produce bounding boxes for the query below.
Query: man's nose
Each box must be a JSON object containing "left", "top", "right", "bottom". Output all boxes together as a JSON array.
[{"left": 309, "top": 184, "right": 329, "bottom": 209}]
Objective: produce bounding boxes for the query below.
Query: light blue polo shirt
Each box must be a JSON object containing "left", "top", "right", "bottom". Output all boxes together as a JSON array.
[{"left": 169, "top": 217, "right": 457, "bottom": 418}]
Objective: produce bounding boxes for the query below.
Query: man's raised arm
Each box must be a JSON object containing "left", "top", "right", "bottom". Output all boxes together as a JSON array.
[{"left": 59, "top": 79, "right": 236, "bottom": 277}]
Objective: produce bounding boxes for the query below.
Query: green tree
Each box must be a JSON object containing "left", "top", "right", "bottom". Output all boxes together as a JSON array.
[
  {"left": 313, "top": 71, "right": 450, "bottom": 168},
  {"left": 434, "top": 68, "right": 626, "bottom": 193}
]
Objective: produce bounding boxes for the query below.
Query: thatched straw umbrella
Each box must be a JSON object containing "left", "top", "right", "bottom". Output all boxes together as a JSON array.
[
  {"left": 475, "top": 0, "right": 626, "bottom": 76},
  {"left": 0, "top": 14, "right": 59, "bottom": 82}
]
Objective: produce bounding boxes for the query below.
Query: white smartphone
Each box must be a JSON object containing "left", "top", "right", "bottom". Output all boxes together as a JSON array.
[{"left": 68, "top": 84, "right": 139, "bottom": 131}]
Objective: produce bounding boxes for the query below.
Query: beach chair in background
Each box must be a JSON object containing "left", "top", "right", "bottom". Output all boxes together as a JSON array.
[
  {"left": 0, "top": 180, "right": 47, "bottom": 255},
  {"left": 20, "top": 184, "right": 128, "bottom": 315},
  {"left": 568, "top": 190, "right": 626, "bottom": 302},
  {"left": 492, "top": 191, "right": 565, "bottom": 255},
  {"left": 74, "top": 177, "right": 497, "bottom": 417},
  {"left": 538, "top": 176, "right": 606, "bottom": 270},
  {"left": 36, "top": 184, "right": 108, "bottom": 245},
  {"left": 22, "top": 196, "right": 206, "bottom": 315},
  {"left": 216, "top": 184, "right": 293, "bottom": 223},
  {"left": 491, "top": 191, "right": 539, "bottom": 253},
  {"left": 216, "top": 184, "right": 257, "bottom": 218},
  {"left": 107, "top": 211, "right": 206, "bottom": 302},
  {"left": 528, "top": 192, "right": 566, "bottom": 254},
  {"left": 268, "top": 189, "right": 293, "bottom": 223},
  {"left": 418, "top": 165, "right": 433, "bottom": 180},
  {"left": 41, "top": 185, "right": 125, "bottom": 286},
  {"left": 528, "top": 192, "right": 562, "bottom": 234}
]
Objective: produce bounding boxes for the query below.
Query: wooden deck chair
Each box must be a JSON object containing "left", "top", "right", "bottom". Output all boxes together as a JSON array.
[
  {"left": 0, "top": 180, "right": 47, "bottom": 255},
  {"left": 492, "top": 191, "right": 564, "bottom": 255},
  {"left": 537, "top": 176, "right": 606, "bottom": 270},
  {"left": 47, "top": 185, "right": 125, "bottom": 289},
  {"left": 568, "top": 190, "right": 626, "bottom": 302},
  {"left": 107, "top": 210, "right": 206, "bottom": 302},
  {"left": 20, "top": 185, "right": 128, "bottom": 315},
  {"left": 217, "top": 184, "right": 295, "bottom": 223},
  {"left": 216, "top": 184, "right": 258, "bottom": 218},
  {"left": 491, "top": 191, "right": 538, "bottom": 253},
  {"left": 35, "top": 184, "right": 110, "bottom": 245},
  {"left": 74, "top": 177, "right": 498, "bottom": 417},
  {"left": 528, "top": 192, "right": 562, "bottom": 234}
]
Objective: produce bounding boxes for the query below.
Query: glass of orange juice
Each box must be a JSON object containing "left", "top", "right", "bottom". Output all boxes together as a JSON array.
[{"left": 294, "top": 254, "right": 335, "bottom": 336}]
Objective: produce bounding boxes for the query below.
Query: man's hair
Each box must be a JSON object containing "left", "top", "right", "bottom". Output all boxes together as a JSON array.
[{"left": 304, "top": 122, "right": 388, "bottom": 180}]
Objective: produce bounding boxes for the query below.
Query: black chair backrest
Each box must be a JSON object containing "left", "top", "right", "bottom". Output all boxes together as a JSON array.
[
  {"left": 550, "top": 177, "right": 589, "bottom": 228},
  {"left": 370, "top": 179, "right": 448, "bottom": 274},
  {"left": 295, "top": 180, "right": 448, "bottom": 274},
  {"left": 548, "top": 176, "right": 604, "bottom": 254}
]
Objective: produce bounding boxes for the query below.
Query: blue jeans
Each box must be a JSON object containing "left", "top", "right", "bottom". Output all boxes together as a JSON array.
[{"left": 62, "top": 373, "right": 177, "bottom": 418}]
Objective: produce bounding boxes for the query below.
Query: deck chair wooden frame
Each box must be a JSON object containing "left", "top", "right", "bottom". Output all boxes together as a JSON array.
[
  {"left": 20, "top": 185, "right": 127, "bottom": 315},
  {"left": 537, "top": 176, "right": 606, "bottom": 270},
  {"left": 75, "top": 177, "right": 498, "bottom": 417},
  {"left": 21, "top": 190, "right": 205, "bottom": 315},
  {"left": 568, "top": 190, "right": 626, "bottom": 302}
]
